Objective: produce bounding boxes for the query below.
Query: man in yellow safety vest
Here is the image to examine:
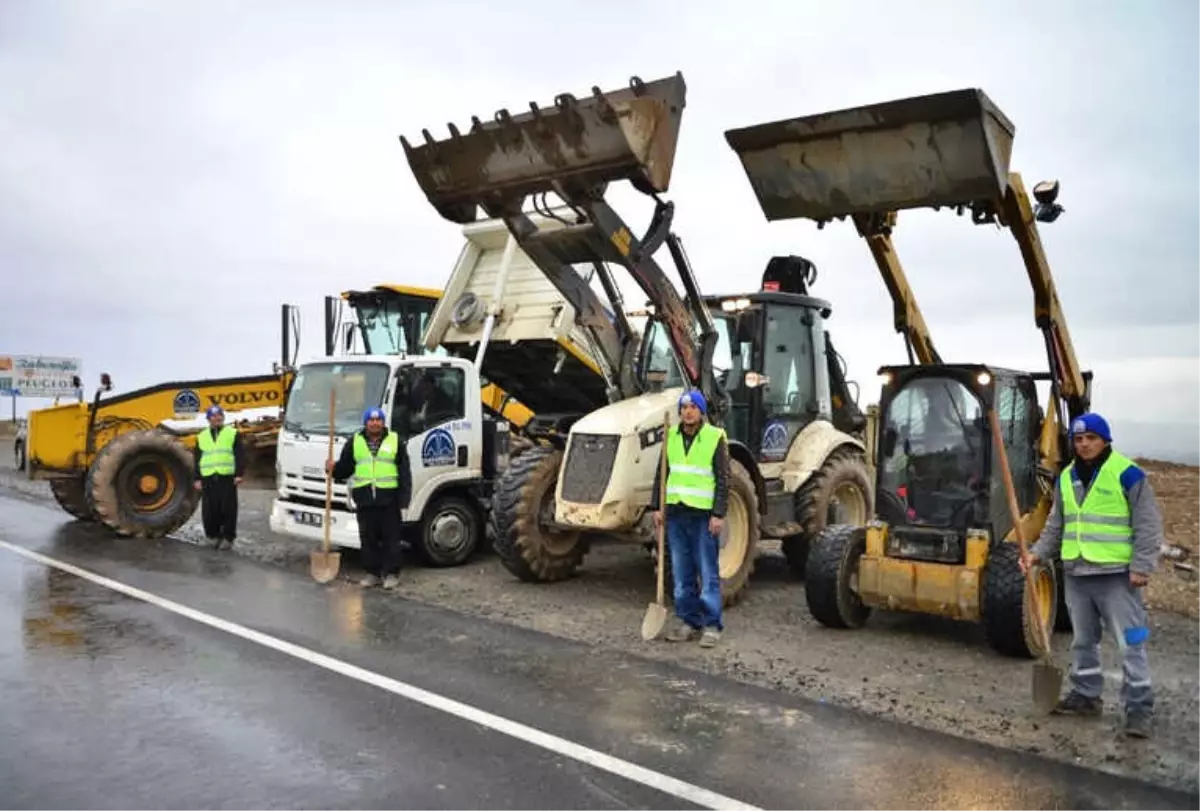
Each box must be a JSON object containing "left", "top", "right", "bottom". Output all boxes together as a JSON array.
[
  {"left": 1023, "top": 412, "right": 1165, "bottom": 739},
  {"left": 327, "top": 406, "right": 411, "bottom": 589},
  {"left": 648, "top": 389, "right": 730, "bottom": 648},
  {"left": 192, "top": 404, "right": 244, "bottom": 550}
]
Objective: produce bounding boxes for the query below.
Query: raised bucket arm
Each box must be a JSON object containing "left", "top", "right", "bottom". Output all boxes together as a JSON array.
[{"left": 400, "top": 72, "right": 717, "bottom": 408}]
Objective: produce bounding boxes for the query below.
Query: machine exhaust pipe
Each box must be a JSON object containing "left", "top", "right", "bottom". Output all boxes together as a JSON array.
[
  {"left": 400, "top": 73, "right": 688, "bottom": 223},
  {"left": 724, "top": 88, "right": 1016, "bottom": 222}
]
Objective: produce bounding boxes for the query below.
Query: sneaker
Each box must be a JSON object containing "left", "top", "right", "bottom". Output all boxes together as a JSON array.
[
  {"left": 382, "top": 574, "right": 400, "bottom": 590},
  {"left": 1124, "top": 710, "right": 1153, "bottom": 739},
  {"left": 1051, "top": 691, "right": 1102, "bottom": 717},
  {"left": 699, "top": 627, "right": 722, "bottom": 648},
  {"left": 664, "top": 620, "right": 701, "bottom": 642},
  {"left": 358, "top": 574, "right": 380, "bottom": 588}
]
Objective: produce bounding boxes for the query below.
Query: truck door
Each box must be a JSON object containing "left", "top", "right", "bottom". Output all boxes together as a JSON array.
[{"left": 389, "top": 365, "right": 470, "bottom": 518}]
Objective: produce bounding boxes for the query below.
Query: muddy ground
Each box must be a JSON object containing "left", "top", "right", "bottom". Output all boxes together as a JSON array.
[{"left": 2, "top": 440, "right": 1197, "bottom": 795}]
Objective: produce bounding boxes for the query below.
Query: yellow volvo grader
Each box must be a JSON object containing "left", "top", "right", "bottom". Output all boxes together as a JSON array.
[
  {"left": 724, "top": 88, "right": 1088, "bottom": 656},
  {"left": 401, "top": 72, "right": 875, "bottom": 605}
]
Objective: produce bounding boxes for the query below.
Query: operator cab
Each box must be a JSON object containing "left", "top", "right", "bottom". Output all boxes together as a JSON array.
[
  {"left": 340, "top": 285, "right": 449, "bottom": 358},
  {"left": 638, "top": 255, "right": 865, "bottom": 461},
  {"left": 875, "top": 363, "right": 1041, "bottom": 563}
]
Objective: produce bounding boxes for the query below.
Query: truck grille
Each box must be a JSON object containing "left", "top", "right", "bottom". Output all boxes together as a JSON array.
[{"left": 560, "top": 433, "right": 619, "bottom": 504}]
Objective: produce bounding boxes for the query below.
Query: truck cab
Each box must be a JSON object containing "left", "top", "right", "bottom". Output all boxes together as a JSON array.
[{"left": 268, "top": 354, "right": 509, "bottom": 567}]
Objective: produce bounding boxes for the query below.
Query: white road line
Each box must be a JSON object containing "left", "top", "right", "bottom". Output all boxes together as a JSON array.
[{"left": 0, "top": 539, "right": 761, "bottom": 811}]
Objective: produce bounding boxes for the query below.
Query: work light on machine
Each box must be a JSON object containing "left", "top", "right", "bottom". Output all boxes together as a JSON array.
[
  {"left": 1032, "top": 180, "right": 1064, "bottom": 223},
  {"left": 720, "top": 297, "right": 752, "bottom": 313}
]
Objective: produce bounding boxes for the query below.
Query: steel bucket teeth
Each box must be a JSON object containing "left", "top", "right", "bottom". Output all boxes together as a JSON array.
[
  {"left": 400, "top": 73, "right": 688, "bottom": 224},
  {"left": 724, "top": 88, "right": 1016, "bottom": 222}
]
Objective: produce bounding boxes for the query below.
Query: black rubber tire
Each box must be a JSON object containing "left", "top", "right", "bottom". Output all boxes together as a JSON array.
[
  {"left": 982, "top": 541, "right": 1058, "bottom": 658},
  {"left": 412, "top": 495, "right": 480, "bottom": 568},
  {"left": 490, "top": 445, "right": 586, "bottom": 582},
  {"left": 86, "top": 429, "right": 200, "bottom": 539},
  {"left": 50, "top": 476, "right": 95, "bottom": 522},
  {"left": 784, "top": 446, "right": 874, "bottom": 579},
  {"left": 14, "top": 440, "right": 26, "bottom": 472},
  {"left": 804, "top": 523, "right": 872, "bottom": 629}
]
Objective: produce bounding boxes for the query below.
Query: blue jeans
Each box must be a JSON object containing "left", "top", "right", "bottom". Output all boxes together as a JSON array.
[{"left": 666, "top": 509, "right": 723, "bottom": 631}]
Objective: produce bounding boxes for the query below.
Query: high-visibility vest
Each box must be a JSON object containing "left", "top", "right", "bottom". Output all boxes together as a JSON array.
[
  {"left": 1059, "top": 451, "right": 1135, "bottom": 565},
  {"left": 665, "top": 423, "right": 724, "bottom": 511},
  {"left": 196, "top": 425, "right": 237, "bottom": 477},
  {"left": 353, "top": 432, "right": 400, "bottom": 490}
]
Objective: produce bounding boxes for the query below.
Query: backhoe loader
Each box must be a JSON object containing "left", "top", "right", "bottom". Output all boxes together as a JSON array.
[
  {"left": 724, "top": 87, "right": 1088, "bottom": 656},
  {"left": 401, "top": 72, "right": 873, "bottom": 604}
]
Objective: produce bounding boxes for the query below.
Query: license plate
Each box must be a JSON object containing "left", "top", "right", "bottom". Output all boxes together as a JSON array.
[{"left": 291, "top": 511, "right": 322, "bottom": 528}]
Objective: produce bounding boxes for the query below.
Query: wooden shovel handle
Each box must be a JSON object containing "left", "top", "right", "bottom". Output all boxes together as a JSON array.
[
  {"left": 656, "top": 410, "right": 669, "bottom": 605},
  {"left": 988, "top": 407, "right": 1052, "bottom": 653},
  {"left": 323, "top": 388, "right": 336, "bottom": 555}
]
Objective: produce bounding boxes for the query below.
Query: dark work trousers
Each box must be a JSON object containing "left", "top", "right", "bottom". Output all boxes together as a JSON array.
[
  {"left": 357, "top": 503, "right": 403, "bottom": 577},
  {"left": 200, "top": 475, "right": 238, "bottom": 541}
]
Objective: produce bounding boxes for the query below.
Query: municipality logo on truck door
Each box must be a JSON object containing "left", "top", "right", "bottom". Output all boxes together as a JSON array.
[{"left": 421, "top": 429, "right": 456, "bottom": 467}]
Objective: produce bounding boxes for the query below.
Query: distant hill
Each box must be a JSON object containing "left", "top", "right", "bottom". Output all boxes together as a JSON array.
[{"left": 1114, "top": 420, "right": 1200, "bottom": 466}]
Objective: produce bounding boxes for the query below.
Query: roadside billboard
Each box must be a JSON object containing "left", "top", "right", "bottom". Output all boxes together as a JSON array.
[{"left": 0, "top": 355, "right": 83, "bottom": 398}]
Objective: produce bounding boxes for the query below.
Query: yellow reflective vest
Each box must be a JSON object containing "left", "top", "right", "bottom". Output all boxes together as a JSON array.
[
  {"left": 197, "top": 425, "right": 237, "bottom": 477},
  {"left": 1059, "top": 451, "right": 1135, "bottom": 565}
]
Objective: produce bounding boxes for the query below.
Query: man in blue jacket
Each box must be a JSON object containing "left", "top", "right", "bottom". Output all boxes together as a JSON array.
[{"left": 1023, "top": 412, "right": 1165, "bottom": 738}]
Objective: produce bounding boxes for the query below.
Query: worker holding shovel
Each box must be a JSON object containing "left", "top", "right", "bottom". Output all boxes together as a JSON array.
[
  {"left": 326, "top": 407, "right": 411, "bottom": 590},
  {"left": 648, "top": 390, "right": 730, "bottom": 648},
  {"left": 1022, "top": 412, "right": 1166, "bottom": 739}
]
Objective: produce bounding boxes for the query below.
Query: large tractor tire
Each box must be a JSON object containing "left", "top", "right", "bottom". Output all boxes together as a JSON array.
[
  {"left": 412, "top": 494, "right": 481, "bottom": 568},
  {"left": 804, "top": 523, "right": 872, "bottom": 629},
  {"left": 784, "top": 446, "right": 873, "bottom": 579},
  {"left": 86, "top": 429, "right": 200, "bottom": 539},
  {"left": 490, "top": 444, "right": 587, "bottom": 582},
  {"left": 657, "top": 459, "right": 761, "bottom": 607},
  {"left": 50, "top": 476, "right": 95, "bottom": 522},
  {"left": 982, "top": 541, "right": 1058, "bottom": 658}
]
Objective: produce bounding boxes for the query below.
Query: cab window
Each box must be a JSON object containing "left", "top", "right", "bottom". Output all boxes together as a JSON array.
[{"left": 391, "top": 367, "right": 466, "bottom": 435}]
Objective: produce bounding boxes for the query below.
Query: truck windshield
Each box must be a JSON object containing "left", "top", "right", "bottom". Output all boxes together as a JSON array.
[
  {"left": 879, "top": 376, "right": 986, "bottom": 529},
  {"left": 283, "top": 362, "right": 392, "bottom": 437}
]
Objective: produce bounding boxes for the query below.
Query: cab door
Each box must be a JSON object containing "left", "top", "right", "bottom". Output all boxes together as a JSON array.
[{"left": 388, "top": 362, "right": 472, "bottom": 519}]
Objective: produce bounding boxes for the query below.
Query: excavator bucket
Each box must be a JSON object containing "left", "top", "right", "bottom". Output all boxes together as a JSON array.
[
  {"left": 400, "top": 73, "right": 688, "bottom": 224},
  {"left": 724, "top": 88, "right": 1016, "bottom": 222}
]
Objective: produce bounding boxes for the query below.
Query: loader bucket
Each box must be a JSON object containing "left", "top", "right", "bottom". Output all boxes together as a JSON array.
[
  {"left": 401, "top": 73, "right": 687, "bottom": 224},
  {"left": 724, "top": 88, "right": 1015, "bottom": 222}
]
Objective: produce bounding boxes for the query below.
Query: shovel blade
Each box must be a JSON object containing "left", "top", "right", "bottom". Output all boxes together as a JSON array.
[
  {"left": 310, "top": 551, "right": 342, "bottom": 584},
  {"left": 1032, "top": 659, "right": 1064, "bottom": 715},
  {"left": 641, "top": 602, "right": 669, "bottom": 641}
]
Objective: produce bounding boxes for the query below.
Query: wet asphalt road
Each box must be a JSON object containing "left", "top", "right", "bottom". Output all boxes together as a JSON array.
[{"left": 0, "top": 493, "right": 1196, "bottom": 810}]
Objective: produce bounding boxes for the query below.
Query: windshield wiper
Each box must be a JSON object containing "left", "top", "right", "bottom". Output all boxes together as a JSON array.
[{"left": 283, "top": 419, "right": 310, "bottom": 440}]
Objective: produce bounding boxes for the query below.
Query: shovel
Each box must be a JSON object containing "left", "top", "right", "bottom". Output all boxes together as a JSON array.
[
  {"left": 641, "top": 410, "right": 672, "bottom": 641},
  {"left": 988, "top": 408, "right": 1063, "bottom": 713},
  {"left": 311, "top": 387, "right": 342, "bottom": 584}
]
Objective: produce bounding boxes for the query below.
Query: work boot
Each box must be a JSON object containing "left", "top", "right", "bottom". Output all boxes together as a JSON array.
[
  {"left": 382, "top": 574, "right": 400, "bottom": 590},
  {"left": 359, "top": 574, "right": 380, "bottom": 588},
  {"left": 664, "top": 620, "right": 701, "bottom": 642},
  {"left": 1124, "top": 710, "right": 1153, "bottom": 739},
  {"left": 699, "top": 627, "right": 722, "bottom": 648},
  {"left": 1051, "top": 691, "right": 1102, "bottom": 717}
]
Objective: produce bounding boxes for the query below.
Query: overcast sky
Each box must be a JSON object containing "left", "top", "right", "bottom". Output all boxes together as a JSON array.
[{"left": 2, "top": 0, "right": 1197, "bottom": 461}]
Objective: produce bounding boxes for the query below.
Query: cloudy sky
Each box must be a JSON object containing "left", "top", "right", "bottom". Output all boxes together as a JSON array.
[{"left": 2, "top": 0, "right": 1197, "bottom": 461}]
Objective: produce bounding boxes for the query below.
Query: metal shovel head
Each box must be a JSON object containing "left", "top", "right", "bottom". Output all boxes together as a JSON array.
[
  {"left": 641, "top": 601, "right": 669, "bottom": 641},
  {"left": 724, "top": 88, "right": 1016, "bottom": 222},
  {"left": 310, "top": 550, "right": 341, "bottom": 584},
  {"left": 1032, "top": 657, "right": 1065, "bottom": 715},
  {"left": 401, "top": 73, "right": 688, "bottom": 225}
]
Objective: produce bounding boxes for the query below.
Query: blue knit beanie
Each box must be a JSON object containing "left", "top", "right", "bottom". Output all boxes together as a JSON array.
[
  {"left": 678, "top": 389, "right": 707, "bottom": 414},
  {"left": 363, "top": 407, "right": 386, "bottom": 424},
  {"left": 1071, "top": 412, "right": 1112, "bottom": 442}
]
